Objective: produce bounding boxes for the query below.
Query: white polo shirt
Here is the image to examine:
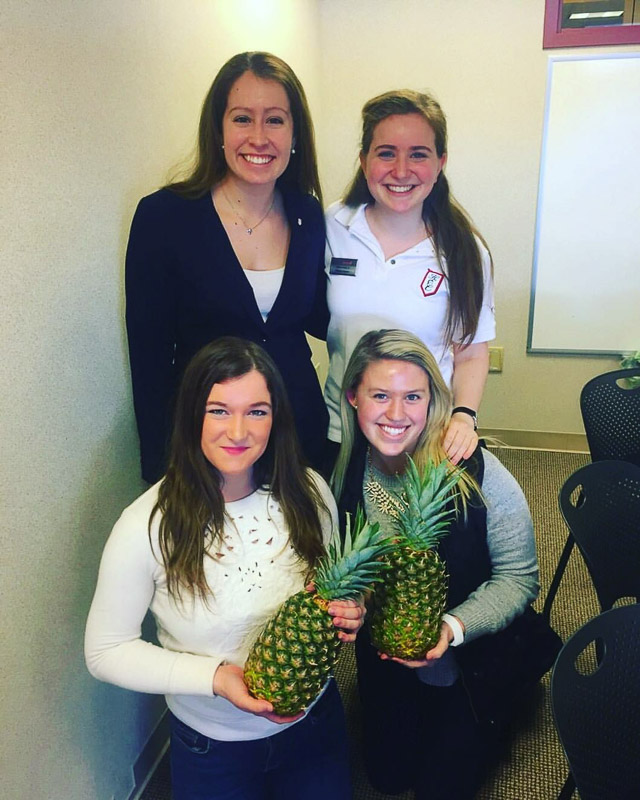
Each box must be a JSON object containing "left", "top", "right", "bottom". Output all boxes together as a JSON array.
[{"left": 324, "top": 202, "right": 496, "bottom": 442}]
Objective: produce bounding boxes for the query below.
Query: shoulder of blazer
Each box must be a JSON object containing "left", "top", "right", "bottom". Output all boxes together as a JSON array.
[{"left": 135, "top": 187, "right": 210, "bottom": 223}]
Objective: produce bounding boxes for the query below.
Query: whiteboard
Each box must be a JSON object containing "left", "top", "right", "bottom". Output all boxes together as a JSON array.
[{"left": 528, "top": 54, "right": 640, "bottom": 355}]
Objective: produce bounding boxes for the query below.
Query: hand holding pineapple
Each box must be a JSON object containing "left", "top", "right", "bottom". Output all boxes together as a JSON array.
[
  {"left": 213, "top": 662, "right": 306, "bottom": 724},
  {"left": 378, "top": 614, "right": 465, "bottom": 668},
  {"left": 244, "top": 510, "right": 392, "bottom": 716},
  {"left": 369, "top": 457, "right": 463, "bottom": 661},
  {"left": 308, "top": 583, "right": 367, "bottom": 643}
]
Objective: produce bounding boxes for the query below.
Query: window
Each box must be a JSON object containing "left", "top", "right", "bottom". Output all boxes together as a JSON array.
[{"left": 544, "top": 0, "right": 640, "bottom": 47}]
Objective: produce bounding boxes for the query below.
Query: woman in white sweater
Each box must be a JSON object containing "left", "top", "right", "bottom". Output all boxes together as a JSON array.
[{"left": 85, "top": 337, "right": 363, "bottom": 800}]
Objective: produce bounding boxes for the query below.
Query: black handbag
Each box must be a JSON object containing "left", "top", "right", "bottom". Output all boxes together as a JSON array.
[{"left": 455, "top": 606, "right": 563, "bottom": 731}]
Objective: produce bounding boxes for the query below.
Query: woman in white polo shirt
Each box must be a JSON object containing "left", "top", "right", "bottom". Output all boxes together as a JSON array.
[{"left": 325, "top": 89, "right": 495, "bottom": 466}]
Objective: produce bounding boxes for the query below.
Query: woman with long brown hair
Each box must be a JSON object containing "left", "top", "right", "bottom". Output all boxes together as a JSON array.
[
  {"left": 86, "top": 337, "right": 361, "bottom": 800},
  {"left": 126, "top": 52, "right": 328, "bottom": 483},
  {"left": 325, "top": 90, "right": 495, "bottom": 467}
]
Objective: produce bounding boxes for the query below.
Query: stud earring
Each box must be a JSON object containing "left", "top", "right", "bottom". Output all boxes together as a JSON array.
[
  {"left": 221, "top": 144, "right": 225, "bottom": 150},
  {"left": 291, "top": 147, "right": 296, "bottom": 154}
]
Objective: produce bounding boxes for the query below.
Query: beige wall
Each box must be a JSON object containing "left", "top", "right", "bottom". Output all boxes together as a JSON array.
[
  {"left": 316, "top": 0, "right": 637, "bottom": 436},
  {"left": 1, "top": 2, "right": 320, "bottom": 799},
  {"left": 2, "top": 2, "right": 637, "bottom": 798}
]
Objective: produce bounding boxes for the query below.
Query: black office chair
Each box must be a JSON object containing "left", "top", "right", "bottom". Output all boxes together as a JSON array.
[
  {"left": 580, "top": 367, "right": 640, "bottom": 467},
  {"left": 543, "top": 459, "right": 640, "bottom": 622},
  {"left": 543, "top": 368, "right": 640, "bottom": 622},
  {"left": 551, "top": 604, "right": 640, "bottom": 800}
]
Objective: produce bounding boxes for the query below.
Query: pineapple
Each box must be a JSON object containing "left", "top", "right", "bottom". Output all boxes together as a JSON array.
[
  {"left": 244, "top": 509, "right": 392, "bottom": 716},
  {"left": 369, "top": 457, "right": 462, "bottom": 660}
]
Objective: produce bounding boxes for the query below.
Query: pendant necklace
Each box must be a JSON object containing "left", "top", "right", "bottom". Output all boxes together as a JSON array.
[
  {"left": 363, "top": 449, "right": 406, "bottom": 521},
  {"left": 222, "top": 186, "right": 275, "bottom": 235}
]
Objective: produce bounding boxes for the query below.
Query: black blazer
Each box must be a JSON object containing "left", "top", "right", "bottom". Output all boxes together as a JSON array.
[{"left": 125, "top": 187, "right": 329, "bottom": 482}]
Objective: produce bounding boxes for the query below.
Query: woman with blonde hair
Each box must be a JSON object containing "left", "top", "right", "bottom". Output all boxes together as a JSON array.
[
  {"left": 325, "top": 90, "right": 495, "bottom": 468},
  {"left": 332, "top": 329, "right": 557, "bottom": 800}
]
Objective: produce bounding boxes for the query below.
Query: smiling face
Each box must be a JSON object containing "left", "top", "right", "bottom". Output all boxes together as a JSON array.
[
  {"left": 349, "top": 359, "right": 431, "bottom": 474},
  {"left": 360, "top": 113, "right": 446, "bottom": 221},
  {"left": 201, "top": 369, "right": 273, "bottom": 499},
  {"left": 221, "top": 70, "right": 294, "bottom": 189}
]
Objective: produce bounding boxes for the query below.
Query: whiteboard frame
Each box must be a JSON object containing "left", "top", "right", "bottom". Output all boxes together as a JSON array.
[{"left": 527, "top": 53, "right": 640, "bottom": 357}]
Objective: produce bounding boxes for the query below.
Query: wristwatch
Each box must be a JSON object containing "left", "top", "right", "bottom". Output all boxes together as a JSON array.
[{"left": 452, "top": 406, "right": 478, "bottom": 431}]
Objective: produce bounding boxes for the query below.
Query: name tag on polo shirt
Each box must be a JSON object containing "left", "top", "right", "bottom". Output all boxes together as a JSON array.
[{"left": 329, "top": 257, "right": 358, "bottom": 276}]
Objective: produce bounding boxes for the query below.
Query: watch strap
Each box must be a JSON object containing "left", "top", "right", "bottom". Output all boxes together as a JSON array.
[{"left": 451, "top": 406, "right": 478, "bottom": 431}]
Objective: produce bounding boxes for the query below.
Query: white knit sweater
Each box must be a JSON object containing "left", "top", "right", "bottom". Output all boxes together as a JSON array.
[{"left": 85, "top": 472, "right": 337, "bottom": 741}]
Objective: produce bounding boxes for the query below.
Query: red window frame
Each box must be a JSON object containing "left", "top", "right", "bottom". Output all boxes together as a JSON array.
[{"left": 544, "top": 0, "right": 640, "bottom": 48}]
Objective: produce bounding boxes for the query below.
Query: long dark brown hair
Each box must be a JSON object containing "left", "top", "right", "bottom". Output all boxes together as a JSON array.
[
  {"left": 344, "top": 90, "right": 491, "bottom": 347},
  {"left": 167, "top": 51, "right": 322, "bottom": 204},
  {"left": 150, "top": 337, "right": 327, "bottom": 600}
]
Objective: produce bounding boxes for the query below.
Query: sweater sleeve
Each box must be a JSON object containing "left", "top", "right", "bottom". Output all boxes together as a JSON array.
[
  {"left": 84, "top": 499, "right": 223, "bottom": 696},
  {"left": 125, "top": 194, "right": 178, "bottom": 483},
  {"left": 449, "top": 449, "right": 539, "bottom": 642}
]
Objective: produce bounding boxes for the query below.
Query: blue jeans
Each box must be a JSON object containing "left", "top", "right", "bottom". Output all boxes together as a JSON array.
[{"left": 169, "top": 679, "right": 351, "bottom": 800}]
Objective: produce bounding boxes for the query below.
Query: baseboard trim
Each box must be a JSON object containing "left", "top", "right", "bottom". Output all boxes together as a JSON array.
[
  {"left": 479, "top": 428, "right": 589, "bottom": 453},
  {"left": 129, "top": 710, "right": 170, "bottom": 800}
]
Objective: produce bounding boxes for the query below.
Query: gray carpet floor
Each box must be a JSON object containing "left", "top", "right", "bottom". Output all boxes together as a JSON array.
[{"left": 141, "top": 447, "right": 594, "bottom": 800}]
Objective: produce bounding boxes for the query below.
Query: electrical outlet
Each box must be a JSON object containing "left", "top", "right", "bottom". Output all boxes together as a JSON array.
[{"left": 488, "top": 346, "right": 504, "bottom": 373}]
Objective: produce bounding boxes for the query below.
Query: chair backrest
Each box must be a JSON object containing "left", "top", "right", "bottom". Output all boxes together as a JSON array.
[
  {"left": 559, "top": 460, "right": 640, "bottom": 611},
  {"left": 580, "top": 367, "right": 640, "bottom": 466},
  {"left": 551, "top": 604, "right": 640, "bottom": 800}
]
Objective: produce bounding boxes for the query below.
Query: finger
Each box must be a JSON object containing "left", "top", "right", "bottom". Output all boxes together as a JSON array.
[
  {"left": 331, "top": 618, "right": 360, "bottom": 631},
  {"left": 425, "top": 629, "right": 451, "bottom": 660},
  {"left": 243, "top": 695, "right": 275, "bottom": 715},
  {"left": 259, "top": 709, "right": 305, "bottom": 724},
  {"left": 445, "top": 440, "right": 464, "bottom": 465},
  {"left": 461, "top": 433, "right": 479, "bottom": 460},
  {"left": 328, "top": 599, "right": 358, "bottom": 614},
  {"left": 443, "top": 428, "right": 456, "bottom": 450},
  {"left": 329, "top": 605, "right": 364, "bottom": 621}
]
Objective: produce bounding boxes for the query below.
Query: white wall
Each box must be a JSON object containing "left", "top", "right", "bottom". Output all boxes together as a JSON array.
[
  {"left": 316, "top": 0, "right": 638, "bottom": 436},
  {"left": 1, "top": 2, "right": 320, "bottom": 798}
]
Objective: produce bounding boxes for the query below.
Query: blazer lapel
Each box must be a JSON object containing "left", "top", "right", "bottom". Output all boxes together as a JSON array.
[{"left": 199, "top": 193, "right": 266, "bottom": 329}]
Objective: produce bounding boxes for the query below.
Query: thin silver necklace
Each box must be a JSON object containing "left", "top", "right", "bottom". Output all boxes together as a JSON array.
[{"left": 221, "top": 186, "right": 275, "bottom": 235}]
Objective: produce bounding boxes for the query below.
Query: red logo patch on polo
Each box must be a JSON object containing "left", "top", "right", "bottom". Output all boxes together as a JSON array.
[{"left": 420, "top": 269, "right": 444, "bottom": 297}]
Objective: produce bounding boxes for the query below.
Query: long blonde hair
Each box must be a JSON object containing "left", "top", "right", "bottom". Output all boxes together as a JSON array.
[{"left": 331, "top": 329, "right": 480, "bottom": 506}]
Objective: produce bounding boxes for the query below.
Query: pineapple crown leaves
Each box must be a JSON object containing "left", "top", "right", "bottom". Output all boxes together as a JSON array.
[
  {"left": 313, "top": 507, "right": 394, "bottom": 601},
  {"left": 395, "top": 457, "right": 463, "bottom": 551}
]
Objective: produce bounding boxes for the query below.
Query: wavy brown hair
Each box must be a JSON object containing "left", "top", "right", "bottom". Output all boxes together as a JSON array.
[
  {"left": 150, "top": 337, "right": 327, "bottom": 600},
  {"left": 344, "top": 90, "right": 491, "bottom": 347},
  {"left": 167, "top": 51, "right": 322, "bottom": 204}
]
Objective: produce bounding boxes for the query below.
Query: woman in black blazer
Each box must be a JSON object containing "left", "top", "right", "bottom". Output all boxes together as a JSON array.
[{"left": 126, "top": 52, "right": 328, "bottom": 482}]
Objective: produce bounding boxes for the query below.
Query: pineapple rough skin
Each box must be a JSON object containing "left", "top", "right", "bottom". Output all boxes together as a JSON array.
[
  {"left": 244, "top": 590, "right": 342, "bottom": 716},
  {"left": 245, "top": 512, "right": 391, "bottom": 715},
  {"left": 370, "top": 547, "right": 448, "bottom": 659},
  {"left": 368, "top": 457, "right": 461, "bottom": 660}
]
